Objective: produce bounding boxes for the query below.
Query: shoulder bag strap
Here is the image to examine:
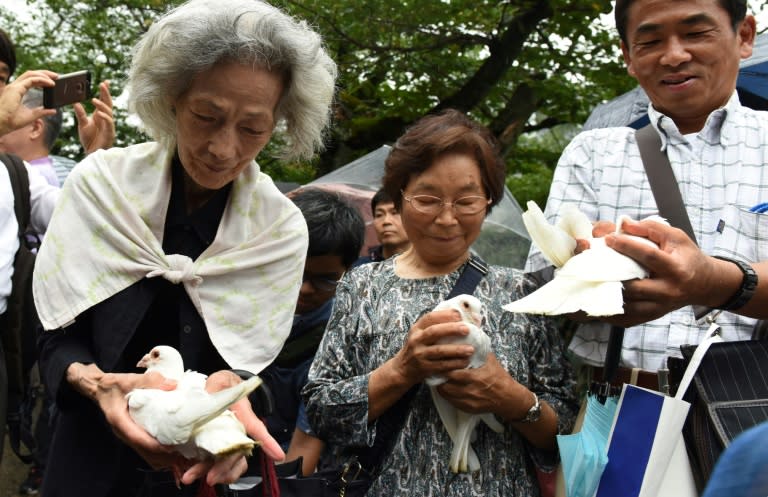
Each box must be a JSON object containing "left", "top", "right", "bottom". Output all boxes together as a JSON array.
[
  {"left": 635, "top": 125, "right": 697, "bottom": 244},
  {"left": 446, "top": 254, "right": 489, "bottom": 299},
  {"left": 1, "top": 153, "right": 31, "bottom": 240},
  {"left": 601, "top": 126, "right": 701, "bottom": 386},
  {"left": 357, "top": 255, "right": 489, "bottom": 472}
]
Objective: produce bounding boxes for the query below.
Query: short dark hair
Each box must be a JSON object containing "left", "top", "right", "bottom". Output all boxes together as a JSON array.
[
  {"left": 291, "top": 188, "right": 365, "bottom": 268},
  {"left": 615, "top": 0, "right": 747, "bottom": 46},
  {"left": 382, "top": 109, "right": 505, "bottom": 214},
  {"left": 370, "top": 188, "right": 394, "bottom": 213},
  {"left": 23, "top": 89, "right": 63, "bottom": 151},
  {"left": 0, "top": 29, "right": 17, "bottom": 78}
]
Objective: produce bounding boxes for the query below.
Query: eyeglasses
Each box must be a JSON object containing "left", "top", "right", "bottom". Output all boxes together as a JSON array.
[
  {"left": 401, "top": 190, "right": 491, "bottom": 216},
  {"left": 302, "top": 272, "right": 343, "bottom": 292}
]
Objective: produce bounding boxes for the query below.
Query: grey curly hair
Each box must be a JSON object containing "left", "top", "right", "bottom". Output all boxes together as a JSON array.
[{"left": 127, "top": 0, "right": 337, "bottom": 161}]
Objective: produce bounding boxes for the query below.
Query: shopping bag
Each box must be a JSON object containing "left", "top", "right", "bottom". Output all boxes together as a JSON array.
[
  {"left": 595, "top": 384, "right": 692, "bottom": 497},
  {"left": 559, "top": 324, "right": 720, "bottom": 497},
  {"left": 595, "top": 324, "right": 721, "bottom": 497}
]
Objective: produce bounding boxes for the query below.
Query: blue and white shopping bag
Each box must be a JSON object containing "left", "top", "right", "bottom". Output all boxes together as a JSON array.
[
  {"left": 558, "top": 324, "right": 722, "bottom": 497},
  {"left": 595, "top": 325, "right": 722, "bottom": 497}
]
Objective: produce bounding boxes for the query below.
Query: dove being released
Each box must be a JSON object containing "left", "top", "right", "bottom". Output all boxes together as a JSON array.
[
  {"left": 126, "top": 345, "right": 263, "bottom": 461},
  {"left": 504, "top": 201, "right": 665, "bottom": 316},
  {"left": 427, "top": 294, "right": 504, "bottom": 473}
]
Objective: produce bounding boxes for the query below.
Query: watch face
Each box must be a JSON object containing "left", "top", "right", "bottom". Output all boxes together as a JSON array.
[
  {"left": 528, "top": 404, "right": 542, "bottom": 422},
  {"left": 523, "top": 393, "right": 541, "bottom": 423}
]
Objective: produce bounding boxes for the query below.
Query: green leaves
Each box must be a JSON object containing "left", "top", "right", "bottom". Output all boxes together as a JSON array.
[{"left": 0, "top": 0, "right": 684, "bottom": 205}]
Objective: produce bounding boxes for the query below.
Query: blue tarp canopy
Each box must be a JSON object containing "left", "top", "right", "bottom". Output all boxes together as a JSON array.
[{"left": 583, "top": 32, "right": 768, "bottom": 130}]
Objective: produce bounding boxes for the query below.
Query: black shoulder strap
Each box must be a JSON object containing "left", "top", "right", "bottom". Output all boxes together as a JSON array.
[
  {"left": 1, "top": 153, "right": 31, "bottom": 239},
  {"left": 599, "top": 126, "right": 699, "bottom": 389},
  {"left": 635, "top": 125, "right": 697, "bottom": 244},
  {"left": 636, "top": 125, "right": 713, "bottom": 322},
  {"left": 446, "top": 255, "right": 489, "bottom": 299}
]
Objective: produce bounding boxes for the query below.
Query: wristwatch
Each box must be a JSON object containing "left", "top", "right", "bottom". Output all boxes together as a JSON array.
[
  {"left": 516, "top": 392, "right": 542, "bottom": 423},
  {"left": 713, "top": 256, "right": 758, "bottom": 311}
]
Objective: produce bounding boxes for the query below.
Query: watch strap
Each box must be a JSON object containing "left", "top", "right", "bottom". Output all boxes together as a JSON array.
[
  {"left": 514, "top": 391, "right": 541, "bottom": 423},
  {"left": 713, "top": 256, "right": 758, "bottom": 311}
]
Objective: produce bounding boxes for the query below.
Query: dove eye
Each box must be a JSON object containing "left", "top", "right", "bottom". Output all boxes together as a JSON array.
[{"left": 152, "top": 350, "right": 160, "bottom": 358}]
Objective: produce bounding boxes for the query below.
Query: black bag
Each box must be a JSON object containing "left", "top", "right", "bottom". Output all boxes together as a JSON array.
[
  {"left": 671, "top": 339, "right": 768, "bottom": 492},
  {"left": 0, "top": 153, "right": 41, "bottom": 465}
]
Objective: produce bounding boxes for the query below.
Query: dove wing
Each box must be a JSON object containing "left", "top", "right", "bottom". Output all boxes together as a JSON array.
[
  {"left": 170, "top": 375, "right": 263, "bottom": 436},
  {"left": 466, "top": 324, "right": 491, "bottom": 370},
  {"left": 557, "top": 241, "right": 647, "bottom": 282},
  {"left": 128, "top": 387, "right": 195, "bottom": 445},
  {"left": 522, "top": 201, "right": 577, "bottom": 268},
  {"left": 192, "top": 410, "right": 256, "bottom": 458},
  {"left": 129, "top": 375, "right": 262, "bottom": 447}
]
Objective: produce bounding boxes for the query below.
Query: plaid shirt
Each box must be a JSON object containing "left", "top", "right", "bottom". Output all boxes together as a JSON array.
[{"left": 526, "top": 93, "right": 768, "bottom": 371}]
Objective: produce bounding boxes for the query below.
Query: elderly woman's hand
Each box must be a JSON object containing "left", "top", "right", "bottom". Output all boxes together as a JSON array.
[
  {"left": 65, "top": 363, "right": 184, "bottom": 471},
  {"left": 178, "top": 370, "right": 286, "bottom": 486},
  {"left": 392, "top": 308, "right": 475, "bottom": 385},
  {"left": 436, "top": 353, "right": 530, "bottom": 419}
]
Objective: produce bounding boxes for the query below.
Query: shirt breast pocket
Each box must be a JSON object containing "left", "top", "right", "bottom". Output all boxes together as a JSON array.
[{"left": 714, "top": 204, "right": 768, "bottom": 262}]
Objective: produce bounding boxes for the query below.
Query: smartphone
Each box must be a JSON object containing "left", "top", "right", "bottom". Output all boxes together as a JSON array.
[{"left": 43, "top": 70, "right": 92, "bottom": 108}]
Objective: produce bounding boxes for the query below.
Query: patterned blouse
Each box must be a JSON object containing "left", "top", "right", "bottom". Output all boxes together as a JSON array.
[{"left": 303, "top": 257, "right": 578, "bottom": 497}]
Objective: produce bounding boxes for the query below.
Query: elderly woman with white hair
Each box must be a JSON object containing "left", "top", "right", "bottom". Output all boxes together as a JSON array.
[{"left": 31, "top": 1, "right": 336, "bottom": 496}]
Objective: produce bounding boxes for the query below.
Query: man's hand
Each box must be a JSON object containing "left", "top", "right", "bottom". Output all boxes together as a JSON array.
[
  {"left": 75, "top": 80, "right": 115, "bottom": 154},
  {"left": 0, "top": 70, "right": 57, "bottom": 136},
  {"left": 601, "top": 218, "right": 715, "bottom": 326}
]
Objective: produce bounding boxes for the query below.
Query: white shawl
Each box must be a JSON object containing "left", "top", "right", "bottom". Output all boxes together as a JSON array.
[{"left": 32, "top": 142, "right": 308, "bottom": 373}]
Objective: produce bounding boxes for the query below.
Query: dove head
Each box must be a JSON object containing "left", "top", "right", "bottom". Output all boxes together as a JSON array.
[
  {"left": 437, "top": 294, "right": 483, "bottom": 326},
  {"left": 137, "top": 345, "right": 185, "bottom": 381}
]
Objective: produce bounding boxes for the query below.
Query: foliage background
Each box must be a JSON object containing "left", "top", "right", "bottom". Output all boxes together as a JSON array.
[{"left": 2, "top": 0, "right": 767, "bottom": 208}]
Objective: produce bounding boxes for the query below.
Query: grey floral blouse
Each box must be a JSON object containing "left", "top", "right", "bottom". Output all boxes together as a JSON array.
[{"left": 303, "top": 257, "right": 578, "bottom": 497}]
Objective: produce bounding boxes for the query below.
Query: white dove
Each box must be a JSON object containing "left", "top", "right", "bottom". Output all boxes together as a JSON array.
[
  {"left": 126, "top": 345, "right": 262, "bottom": 460},
  {"left": 427, "top": 294, "right": 504, "bottom": 473},
  {"left": 504, "top": 201, "right": 665, "bottom": 316}
]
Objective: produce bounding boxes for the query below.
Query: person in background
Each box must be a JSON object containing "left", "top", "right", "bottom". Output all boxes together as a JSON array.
[
  {"left": 304, "top": 109, "right": 577, "bottom": 497},
  {"left": 0, "top": 26, "right": 115, "bottom": 492},
  {"left": 0, "top": 27, "right": 114, "bottom": 478},
  {"left": 525, "top": 0, "right": 767, "bottom": 380},
  {"left": 0, "top": 83, "right": 114, "bottom": 183},
  {"left": 354, "top": 188, "right": 410, "bottom": 266},
  {"left": 30, "top": 0, "right": 337, "bottom": 495},
  {"left": 260, "top": 187, "right": 365, "bottom": 476},
  {"left": 0, "top": 89, "right": 61, "bottom": 186}
]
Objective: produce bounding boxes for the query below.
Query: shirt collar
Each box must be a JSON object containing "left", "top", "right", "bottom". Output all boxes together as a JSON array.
[
  {"left": 647, "top": 91, "right": 740, "bottom": 149},
  {"left": 28, "top": 156, "right": 54, "bottom": 167}
]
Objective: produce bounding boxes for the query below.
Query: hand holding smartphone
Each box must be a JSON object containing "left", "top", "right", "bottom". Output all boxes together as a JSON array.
[{"left": 43, "top": 70, "right": 92, "bottom": 108}]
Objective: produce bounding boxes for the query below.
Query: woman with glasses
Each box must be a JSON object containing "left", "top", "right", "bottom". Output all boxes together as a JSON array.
[{"left": 304, "top": 109, "right": 578, "bottom": 497}]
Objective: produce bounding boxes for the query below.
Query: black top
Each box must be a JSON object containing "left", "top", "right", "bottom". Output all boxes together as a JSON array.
[{"left": 38, "top": 157, "right": 233, "bottom": 497}]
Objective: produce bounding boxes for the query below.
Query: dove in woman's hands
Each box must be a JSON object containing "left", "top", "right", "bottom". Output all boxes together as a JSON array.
[
  {"left": 126, "top": 345, "right": 263, "bottom": 461},
  {"left": 427, "top": 295, "right": 504, "bottom": 473}
]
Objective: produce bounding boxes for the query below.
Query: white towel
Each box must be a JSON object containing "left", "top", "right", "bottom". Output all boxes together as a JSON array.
[{"left": 33, "top": 142, "right": 308, "bottom": 373}]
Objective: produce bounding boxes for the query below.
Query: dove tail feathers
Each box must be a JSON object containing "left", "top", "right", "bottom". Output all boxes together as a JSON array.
[{"left": 179, "top": 375, "right": 263, "bottom": 429}]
